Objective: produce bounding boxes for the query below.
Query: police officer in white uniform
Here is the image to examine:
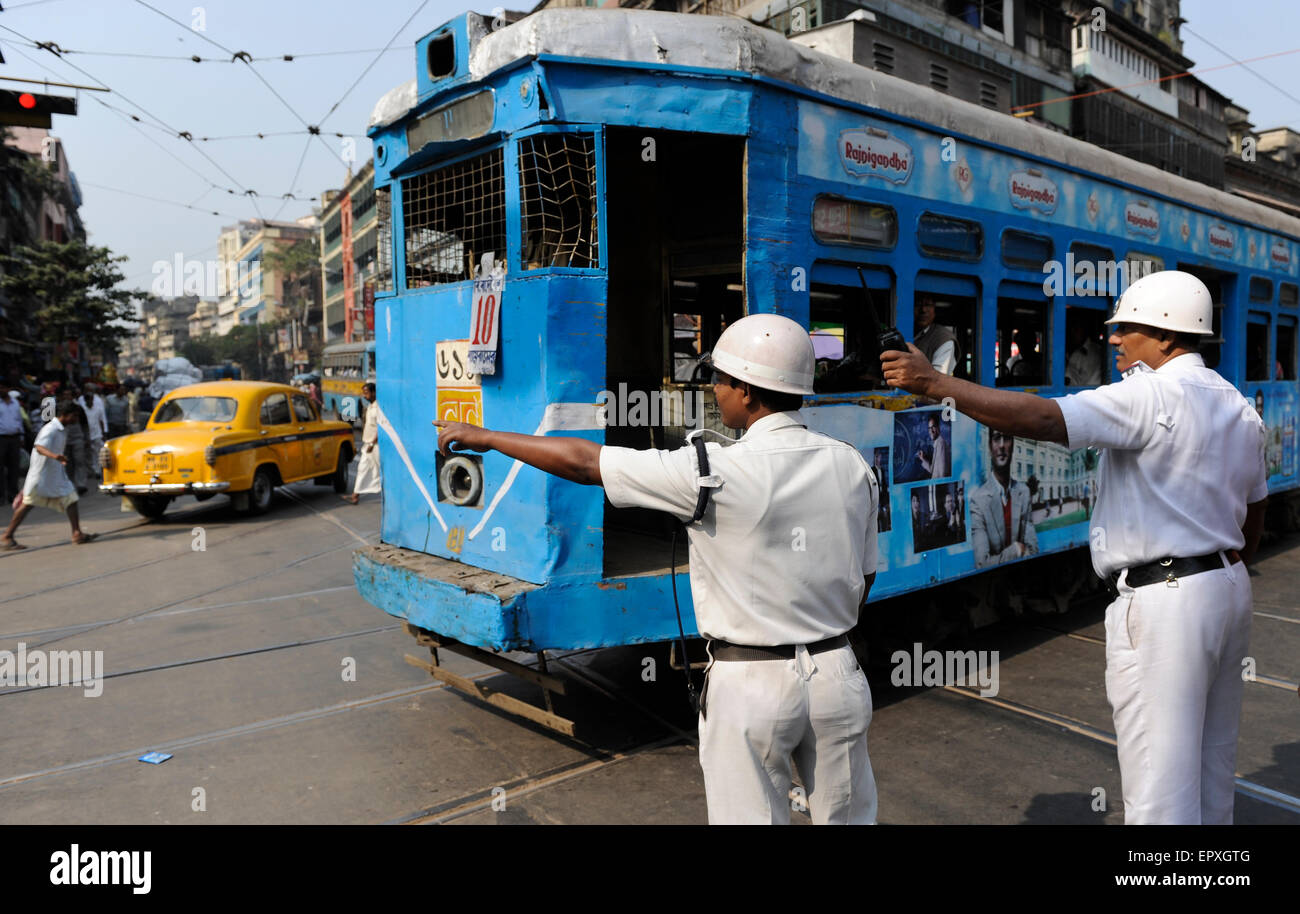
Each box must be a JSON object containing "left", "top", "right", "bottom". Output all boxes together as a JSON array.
[
  {"left": 435, "top": 314, "right": 880, "bottom": 824},
  {"left": 882, "top": 271, "right": 1268, "bottom": 825}
]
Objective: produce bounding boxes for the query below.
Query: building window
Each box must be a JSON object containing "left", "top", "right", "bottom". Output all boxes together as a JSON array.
[
  {"left": 401, "top": 147, "right": 505, "bottom": 287},
  {"left": 812, "top": 196, "right": 897, "bottom": 249},
  {"left": 519, "top": 132, "right": 598, "bottom": 270}
]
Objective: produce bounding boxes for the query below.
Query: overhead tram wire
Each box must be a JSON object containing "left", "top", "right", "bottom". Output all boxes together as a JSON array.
[
  {"left": 316, "top": 0, "right": 432, "bottom": 128},
  {"left": 130, "top": 0, "right": 352, "bottom": 173},
  {"left": 1180, "top": 25, "right": 1300, "bottom": 110},
  {"left": 0, "top": 36, "right": 318, "bottom": 214},
  {"left": 0, "top": 23, "right": 267, "bottom": 217},
  {"left": 267, "top": 133, "right": 310, "bottom": 221},
  {"left": 1010, "top": 44, "right": 1300, "bottom": 116},
  {"left": 35, "top": 45, "right": 403, "bottom": 63},
  {"left": 79, "top": 181, "right": 242, "bottom": 220}
]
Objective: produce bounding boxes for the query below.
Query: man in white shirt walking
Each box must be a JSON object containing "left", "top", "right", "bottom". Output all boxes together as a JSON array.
[
  {"left": 344, "top": 383, "right": 381, "bottom": 505},
  {"left": 435, "top": 314, "right": 880, "bottom": 824},
  {"left": 2, "top": 400, "right": 98, "bottom": 549},
  {"left": 78, "top": 383, "right": 108, "bottom": 475},
  {"left": 883, "top": 271, "right": 1268, "bottom": 824}
]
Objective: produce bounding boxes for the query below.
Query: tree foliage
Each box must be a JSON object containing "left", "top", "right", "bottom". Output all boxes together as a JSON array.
[{"left": 0, "top": 240, "right": 144, "bottom": 351}]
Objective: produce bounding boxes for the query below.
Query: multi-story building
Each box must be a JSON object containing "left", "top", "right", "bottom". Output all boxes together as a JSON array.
[
  {"left": 318, "top": 159, "right": 381, "bottom": 342},
  {"left": 0, "top": 128, "right": 85, "bottom": 375},
  {"left": 138, "top": 296, "right": 199, "bottom": 366},
  {"left": 187, "top": 299, "right": 219, "bottom": 339},
  {"left": 215, "top": 220, "right": 260, "bottom": 336}
]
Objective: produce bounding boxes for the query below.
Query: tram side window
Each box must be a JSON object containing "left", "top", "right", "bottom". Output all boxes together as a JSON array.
[
  {"left": 1065, "top": 306, "right": 1107, "bottom": 386},
  {"left": 912, "top": 291, "right": 977, "bottom": 381},
  {"left": 812, "top": 282, "right": 893, "bottom": 393},
  {"left": 996, "top": 299, "right": 1048, "bottom": 387},
  {"left": 519, "top": 133, "right": 599, "bottom": 270},
  {"left": 917, "top": 213, "right": 983, "bottom": 261},
  {"left": 1281, "top": 283, "right": 1298, "bottom": 308},
  {"left": 1177, "top": 266, "right": 1226, "bottom": 369},
  {"left": 1247, "top": 320, "right": 1270, "bottom": 382},
  {"left": 402, "top": 148, "right": 505, "bottom": 287},
  {"left": 1278, "top": 322, "right": 1297, "bottom": 380},
  {"left": 375, "top": 186, "right": 393, "bottom": 293}
]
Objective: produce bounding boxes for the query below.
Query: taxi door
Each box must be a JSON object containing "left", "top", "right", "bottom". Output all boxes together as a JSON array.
[
  {"left": 292, "top": 393, "right": 329, "bottom": 478},
  {"left": 258, "top": 392, "right": 303, "bottom": 480}
]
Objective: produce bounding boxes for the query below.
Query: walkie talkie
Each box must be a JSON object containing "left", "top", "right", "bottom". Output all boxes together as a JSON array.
[{"left": 858, "top": 267, "right": 907, "bottom": 357}]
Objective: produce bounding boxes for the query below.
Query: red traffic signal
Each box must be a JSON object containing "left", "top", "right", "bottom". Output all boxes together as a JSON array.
[{"left": 0, "top": 88, "right": 77, "bottom": 127}]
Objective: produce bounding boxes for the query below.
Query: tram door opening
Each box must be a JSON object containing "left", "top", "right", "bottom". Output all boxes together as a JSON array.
[{"left": 603, "top": 128, "right": 745, "bottom": 573}]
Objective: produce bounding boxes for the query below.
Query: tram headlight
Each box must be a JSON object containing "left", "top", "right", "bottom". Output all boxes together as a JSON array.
[{"left": 439, "top": 455, "right": 483, "bottom": 507}]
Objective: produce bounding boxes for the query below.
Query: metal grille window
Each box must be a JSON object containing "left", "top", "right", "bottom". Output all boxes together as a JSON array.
[
  {"left": 375, "top": 186, "right": 393, "bottom": 293},
  {"left": 873, "top": 41, "right": 895, "bottom": 73},
  {"left": 519, "top": 133, "right": 599, "bottom": 270},
  {"left": 402, "top": 148, "right": 505, "bottom": 287},
  {"left": 929, "top": 63, "right": 950, "bottom": 92}
]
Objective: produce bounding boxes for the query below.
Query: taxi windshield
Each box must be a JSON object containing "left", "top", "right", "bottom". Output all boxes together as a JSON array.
[{"left": 154, "top": 396, "right": 238, "bottom": 423}]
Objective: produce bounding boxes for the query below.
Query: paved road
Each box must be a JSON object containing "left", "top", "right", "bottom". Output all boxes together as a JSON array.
[{"left": 1, "top": 478, "right": 1296, "bottom": 825}]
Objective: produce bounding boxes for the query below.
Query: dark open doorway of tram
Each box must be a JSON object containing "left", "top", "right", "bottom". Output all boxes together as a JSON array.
[{"left": 602, "top": 128, "right": 745, "bottom": 579}]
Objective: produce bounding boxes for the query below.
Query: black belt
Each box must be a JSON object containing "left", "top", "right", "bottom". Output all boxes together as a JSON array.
[
  {"left": 1120, "top": 550, "right": 1241, "bottom": 589},
  {"left": 709, "top": 634, "right": 849, "bottom": 662}
]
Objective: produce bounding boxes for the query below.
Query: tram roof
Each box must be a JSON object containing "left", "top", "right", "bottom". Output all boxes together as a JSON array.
[{"left": 372, "top": 8, "right": 1300, "bottom": 243}]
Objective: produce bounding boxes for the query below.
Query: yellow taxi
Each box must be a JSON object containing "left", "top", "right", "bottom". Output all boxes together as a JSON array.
[{"left": 99, "top": 381, "right": 355, "bottom": 519}]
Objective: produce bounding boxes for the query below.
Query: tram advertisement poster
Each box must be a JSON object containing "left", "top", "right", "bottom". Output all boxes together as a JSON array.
[{"left": 468, "top": 272, "right": 504, "bottom": 376}]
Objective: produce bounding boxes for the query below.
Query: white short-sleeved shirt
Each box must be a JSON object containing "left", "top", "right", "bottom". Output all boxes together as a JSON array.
[
  {"left": 599, "top": 410, "right": 878, "bottom": 645},
  {"left": 1054, "top": 353, "right": 1268, "bottom": 577},
  {"left": 24, "top": 417, "right": 76, "bottom": 499}
]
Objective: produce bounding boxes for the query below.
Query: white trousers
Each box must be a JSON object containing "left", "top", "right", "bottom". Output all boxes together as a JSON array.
[
  {"left": 1105, "top": 559, "right": 1252, "bottom": 824},
  {"left": 353, "top": 445, "right": 381, "bottom": 495},
  {"left": 698, "top": 642, "right": 877, "bottom": 825}
]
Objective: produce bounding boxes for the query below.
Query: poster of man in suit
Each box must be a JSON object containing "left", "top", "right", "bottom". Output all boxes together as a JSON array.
[{"left": 970, "top": 428, "right": 1038, "bottom": 568}]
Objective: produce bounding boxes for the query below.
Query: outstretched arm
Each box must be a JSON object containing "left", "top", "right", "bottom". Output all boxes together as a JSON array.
[
  {"left": 882, "top": 345, "right": 1068, "bottom": 445},
  {"left": 434, "top": 420, "right": 602, "bottom": 486}
]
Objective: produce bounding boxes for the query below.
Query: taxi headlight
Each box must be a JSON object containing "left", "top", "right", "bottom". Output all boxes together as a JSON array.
[{"left": 204, "top": 445, "right": 217, "bottom": 466}]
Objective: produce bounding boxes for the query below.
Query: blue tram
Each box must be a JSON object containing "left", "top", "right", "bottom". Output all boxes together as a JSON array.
[{"left": 352, "top": 9, "right": 1300, "bottom": 721}]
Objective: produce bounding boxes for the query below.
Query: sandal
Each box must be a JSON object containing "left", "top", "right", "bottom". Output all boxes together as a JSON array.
[
  {"left": 72, "top": 532, "right": 98, "bottom": 545},
  {"left": 0, "top": 540, "right": 26, "bottom": 551}
]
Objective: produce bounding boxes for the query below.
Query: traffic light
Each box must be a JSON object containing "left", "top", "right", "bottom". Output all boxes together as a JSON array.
[{"left": 0, "top": 88, "right": 77, "bottom": 128}]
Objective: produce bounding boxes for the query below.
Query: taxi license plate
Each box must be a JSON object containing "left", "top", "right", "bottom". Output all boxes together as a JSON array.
[{"left": 144, "top": 454, "right": 173, "bottom": 473}]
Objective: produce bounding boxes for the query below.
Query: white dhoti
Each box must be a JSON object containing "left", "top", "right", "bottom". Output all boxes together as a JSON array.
[
  {"left": 698, "top": 642, "right": 876, "bottom": 824},
  {"left": 1105, "top": 558, "right": 1252, "bottom": 824},
  {"left": 353, "top": 445, "right": 381, "bottom": 495}
]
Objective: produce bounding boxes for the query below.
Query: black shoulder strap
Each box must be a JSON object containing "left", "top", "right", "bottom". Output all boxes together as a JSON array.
[{"left": 690, "top": 435, "right": 711, "bottom": 524}]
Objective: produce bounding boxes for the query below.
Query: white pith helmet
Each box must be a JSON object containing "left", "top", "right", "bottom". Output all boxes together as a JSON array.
[
  {"left": 1106, "top": 270, "right": 1214, "bottom": 335},
  {"left": 704, "top": 313, "right": 816, "bottom": 396}
]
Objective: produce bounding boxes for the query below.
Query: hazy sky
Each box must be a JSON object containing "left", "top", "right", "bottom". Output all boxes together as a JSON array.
[{"left": 1, "top": 0, "right": 1296, "bottom": 300}]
